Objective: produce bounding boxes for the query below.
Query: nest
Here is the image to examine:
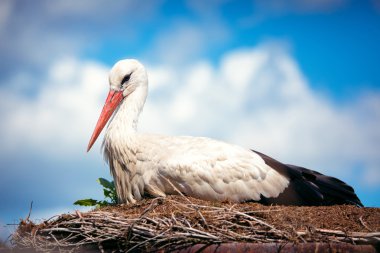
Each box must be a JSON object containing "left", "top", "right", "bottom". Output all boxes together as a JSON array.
[{"left": 12, "top": 195, "right": 380, "bottom": 252}]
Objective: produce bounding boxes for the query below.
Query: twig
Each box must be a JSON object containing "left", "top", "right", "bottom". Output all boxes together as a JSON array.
[
  {"left": 75, "top": 210, "right": 83, "bottom": 219},
  {"left": 26, "top": 201, "right": 33, "bottom": 221},
  {"left": 359, "top": 216, "right": 372, "bottom": 232},
  {"left": 126, "top": 229, "right": 170, "bottom": 253},
  {"left": 162, "top": 178, "right": 208, "bottom": 227}
]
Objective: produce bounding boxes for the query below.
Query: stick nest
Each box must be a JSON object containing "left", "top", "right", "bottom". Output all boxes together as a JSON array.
[{"left": 12, "top": 195, "right": 380, "bottom": 252}]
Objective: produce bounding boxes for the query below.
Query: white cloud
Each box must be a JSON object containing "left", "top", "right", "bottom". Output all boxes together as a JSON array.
[
  {"left": 146, "top": 19, "right": 230, "bottom": 65},
  {"left": 0, "top": 57, "right": 109, "bottom": 156},
  {"left": 1, "top": 42, "right": 379, "bottom": 188},
  {"left": 152, "top": 24, "right": 205, "bottom": 64}
]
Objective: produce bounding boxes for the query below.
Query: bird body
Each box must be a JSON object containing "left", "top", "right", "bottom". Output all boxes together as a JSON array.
[
  {"left": 88, "top": 59, "right": 363, "bottom": 206},
  {"left": 103, "top": 133, "right": 289, "bottom": 204}
]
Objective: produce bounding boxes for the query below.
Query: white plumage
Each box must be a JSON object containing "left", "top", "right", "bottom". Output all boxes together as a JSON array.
[
  {"left": 105, "top": 133, "right": 289, "bottom": 204},
  {"left": 87, "top": 59, "right": 362, "bottom": 206}
]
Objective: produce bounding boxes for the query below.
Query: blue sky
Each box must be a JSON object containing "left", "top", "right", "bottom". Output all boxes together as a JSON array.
[{"left": 1, "top": 0, "right": 379, "bottom": 240}]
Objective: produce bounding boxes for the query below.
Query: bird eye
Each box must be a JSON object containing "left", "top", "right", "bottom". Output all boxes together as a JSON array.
[{"left": 121, "top": 74, "right": 131, "bottom": 86}]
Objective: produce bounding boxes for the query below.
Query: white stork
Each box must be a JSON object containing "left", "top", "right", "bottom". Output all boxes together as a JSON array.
[{"left": 87, "top": 59, "right": 362, "bottom": 206}]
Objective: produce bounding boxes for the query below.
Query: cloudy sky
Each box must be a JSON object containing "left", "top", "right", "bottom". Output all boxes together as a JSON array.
[{"left": 1, "top": 0, "right": 379, "bottom": 239}]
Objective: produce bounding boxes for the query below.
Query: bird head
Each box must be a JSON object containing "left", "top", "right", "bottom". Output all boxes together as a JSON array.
[{"left": 87, "top": 59, "right": 148, "bottom": 152}]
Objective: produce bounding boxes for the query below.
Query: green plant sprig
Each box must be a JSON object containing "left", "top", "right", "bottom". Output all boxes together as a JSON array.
[{"left": 74, "top": 178, "right": 117, "bottom": 207}]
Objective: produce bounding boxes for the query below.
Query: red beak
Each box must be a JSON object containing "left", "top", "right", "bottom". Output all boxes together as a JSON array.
[{"left": 87, "top": 90, "right": 124, "bottom": 152}]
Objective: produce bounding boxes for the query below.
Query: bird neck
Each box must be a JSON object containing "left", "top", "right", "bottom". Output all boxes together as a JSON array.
[{"left": 105, "top": 87, "right": 147, "bottom": 142}]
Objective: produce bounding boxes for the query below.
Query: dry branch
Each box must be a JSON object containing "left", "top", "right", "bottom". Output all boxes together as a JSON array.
[{"left": 11, "top": 195, "right": 380, "bottom": 252}]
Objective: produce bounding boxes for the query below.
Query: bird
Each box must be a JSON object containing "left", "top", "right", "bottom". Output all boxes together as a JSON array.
[{"left": 87, "top": 59, "right": 363, "bottom": 207}]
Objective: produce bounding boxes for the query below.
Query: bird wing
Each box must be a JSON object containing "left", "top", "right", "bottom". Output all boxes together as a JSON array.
[{"left": 136, "top": 134, "right": 290, "bottom": 202}]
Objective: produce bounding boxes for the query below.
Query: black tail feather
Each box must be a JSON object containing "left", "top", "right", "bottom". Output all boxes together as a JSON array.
[
  {"left": 252, "top": 150, "right": 363, "bottom": 207},
  {"left": 287, "top": 164, "right": 363, "bottom": 206}
]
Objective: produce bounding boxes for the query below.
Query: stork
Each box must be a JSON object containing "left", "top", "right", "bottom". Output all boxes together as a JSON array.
[{"left": 87, "top": 59, "right": 363, "bottom": 206}]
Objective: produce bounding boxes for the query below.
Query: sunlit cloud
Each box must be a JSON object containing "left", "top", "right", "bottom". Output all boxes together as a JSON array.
[{"left": 0, "top": 57, "right": 108, "bottom": 156}]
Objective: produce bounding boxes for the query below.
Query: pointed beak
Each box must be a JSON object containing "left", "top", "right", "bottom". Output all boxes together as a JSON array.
[{"left": 87, "top": 90, "right": 124, "bottom": 152}]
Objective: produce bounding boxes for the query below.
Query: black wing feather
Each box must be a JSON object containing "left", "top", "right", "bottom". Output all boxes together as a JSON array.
[{"left": 252, "top": 150, "right": 363, "bottom": 206}]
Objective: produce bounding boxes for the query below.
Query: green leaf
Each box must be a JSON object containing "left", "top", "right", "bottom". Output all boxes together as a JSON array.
[
  {"left": 104, "top": 189, "right": 118, "bottom": 203},
  {"left": 74, "top": 199, "right": 99, "bottom": 206},
  {"left": 103, "top": 188, "right": 112, "bottom": 199},
  {"left": 111, "top": 193, "right": 118, "bottom": 203},
  {"left": 97, "top": 178, "right": 114, "bottom": 190}
]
